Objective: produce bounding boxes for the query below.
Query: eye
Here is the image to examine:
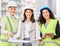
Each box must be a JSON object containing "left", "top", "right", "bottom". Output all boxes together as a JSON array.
[
  {"left": 43, "top": 12, "right": 45, "bottom": 14},
  {"left": 46, "top": 11, "right": 49, "bottom": 13}
]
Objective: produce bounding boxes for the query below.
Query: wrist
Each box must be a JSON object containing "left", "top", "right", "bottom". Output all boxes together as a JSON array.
[{"left": 7, "top": 32, "right": 9, "bottom": 35}]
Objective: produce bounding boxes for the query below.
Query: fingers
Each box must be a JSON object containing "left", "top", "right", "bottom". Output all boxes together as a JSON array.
[
  {"left": 42, "top": 33, "right": 54, "bottom": 38},
  {"left": 7, "top": 32, "right": 13, "bottom": 38}
]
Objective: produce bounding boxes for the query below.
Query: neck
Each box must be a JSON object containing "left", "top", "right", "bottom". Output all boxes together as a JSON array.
[
  {"left": 9, "top": 13, "right": 14, "bottom": 16},
  {"left": 26, "top": 18, "right": 30, "bottom": 22},
  {"left": 46, "top": 18, "right": 50, "bottom": 23}
]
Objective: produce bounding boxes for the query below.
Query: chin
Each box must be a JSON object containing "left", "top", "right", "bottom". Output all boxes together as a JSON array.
[{"left": 11, "top": 13, "right": 15, "bottom": 15}]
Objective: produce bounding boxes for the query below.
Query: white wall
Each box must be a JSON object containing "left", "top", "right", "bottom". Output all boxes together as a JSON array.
[
  {"left": 0, "top": 0, "right": 2, "bottom": 18},
  {"left": 56, "top": 0, "right": 60, "bottom": 17},
  {"left": 35, "top": 0, "right": 48, "bottom": 19}
]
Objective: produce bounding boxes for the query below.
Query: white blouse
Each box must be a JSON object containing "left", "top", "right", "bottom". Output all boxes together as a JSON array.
[
  {"left": 24, "top": 21, "right": 32, "bottom": 38},
  {"left": 14, "top": 20, "right": 41, "bottom": 39}
]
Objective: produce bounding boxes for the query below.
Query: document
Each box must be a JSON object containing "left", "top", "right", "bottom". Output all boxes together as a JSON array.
[
  {"left": 8, "top": 37, "right": 42, "bottom": 43},
  {"left": 8, "top": 38, "right": 30, "bottom": 43}
]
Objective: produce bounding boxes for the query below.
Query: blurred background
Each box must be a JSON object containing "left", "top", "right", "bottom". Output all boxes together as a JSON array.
[
  {"left": 0, "top": 0, "right": 60, "bottom": 20},
  {"left": 0, "top": 0, "right": 60, "bottom": 23}
]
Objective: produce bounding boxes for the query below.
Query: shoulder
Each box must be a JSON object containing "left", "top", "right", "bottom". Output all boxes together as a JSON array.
[
  {"left": 51, "top": 19, "right": 58, "bottom": 21},
  {"left": 31, "top": 22, "right": 37, "bottom": 27},
  {"left": 1, "top": 16, "right": 8, "bottom": 22},
  {"left": 2, "top": 16, "right": 7, "bottom": 20},
  {"left": 51, "top": 19, "right": 58, "bottom": 23},
  {"left": 18, "top": 20, "right": 25, "bottom": 25},
  {"left": 32, "top": 22, "right": 36, "bottom": 25}
]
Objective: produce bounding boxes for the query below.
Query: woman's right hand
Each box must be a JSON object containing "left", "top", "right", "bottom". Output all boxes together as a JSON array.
[
  {"left": 7, "top": 32, "right": 13, "bottom": 38},
  {"left": 42, "top": 34, "right": 46, "bottom": 39}
]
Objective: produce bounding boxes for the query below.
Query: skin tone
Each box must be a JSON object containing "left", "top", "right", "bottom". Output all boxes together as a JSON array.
[
  {"left": 25, "top": 10, "right": 33, "bottom": 22},
  {"left": 7, "top": 6, "right": 16, "bottom": 38},
  {"left": 42, "top": 9, "right": 50, "bottom": 26},
  {"left": 42, "top": 9, "right": 54, "bottom": 39},
  {"left": 8, "top": 6, "right": 16, "bottom": 16}
]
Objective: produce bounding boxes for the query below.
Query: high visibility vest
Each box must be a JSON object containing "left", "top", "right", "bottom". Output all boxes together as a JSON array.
[
  {"left": 40, "top": 19, "right": 57, "bottom": 35},
  {"left": 1, "top": 16, "right": 18, "bottom": 42},
  {"left": 40, "top": 19, "right": 60, "bottom": 46}
]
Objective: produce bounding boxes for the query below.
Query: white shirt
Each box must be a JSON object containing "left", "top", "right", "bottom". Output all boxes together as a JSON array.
[
  {"left": 14, "top": 20, "right": 41, "bottom": 39},
  {"left": 24, "top": 21, "right": 32, "bottom": 38}
]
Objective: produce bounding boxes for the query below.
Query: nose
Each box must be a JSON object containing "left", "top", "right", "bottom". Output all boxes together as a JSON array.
[{"left": 12, "top": 9, "right": 16, "bottom": 12}]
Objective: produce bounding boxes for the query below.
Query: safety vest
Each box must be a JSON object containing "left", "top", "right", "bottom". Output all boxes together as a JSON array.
[
  {"left": 1, "top": 16, "right": 18, "bottom": 42},
  {"left": 40, "top": 19, "right": 57, "bottom": 35},
  {"left": 40, "top": 19, "right": 60, "bottom": 46}
]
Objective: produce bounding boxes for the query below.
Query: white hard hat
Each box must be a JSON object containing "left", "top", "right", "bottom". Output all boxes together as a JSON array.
[
  {"left": 7, "top": 1, "right": 17, "bottom": 8},
  {"left": 24, "top": 5, "right": 34, "bottom": 10}
]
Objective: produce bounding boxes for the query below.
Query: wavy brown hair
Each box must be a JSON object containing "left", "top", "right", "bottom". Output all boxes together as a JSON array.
[
  {"left": 38, "top": 8, "right": 55, "bottom": 24},
  {"left": 22, "top": 8, "right": 35, "bottom": 23}
]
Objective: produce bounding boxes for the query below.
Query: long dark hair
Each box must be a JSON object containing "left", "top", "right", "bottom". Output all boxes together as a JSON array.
[
  {"left": 38, "top": 8, "right": 55, "bottom": 24},
  {"left": 22, "top": 8, "right": 35, "bottom": 23}
]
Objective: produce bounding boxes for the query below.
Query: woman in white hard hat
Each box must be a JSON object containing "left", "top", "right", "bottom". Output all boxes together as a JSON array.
[
  {"left": 0, "top": 1, "right": 18, "bottom": 46},
  {"left": 14, "top": 8, "right": 41, "bottom": 46}
]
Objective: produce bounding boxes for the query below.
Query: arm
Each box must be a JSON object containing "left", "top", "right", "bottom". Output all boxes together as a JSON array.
[
  {"left": 14, "top": 20, "right": 21, "bottom": 38},
  {"left": 53, "top": 21, "right": 60, "bottom": 39},
  {"left": 1, "top": 19, "right": 13, "bottom": 37},
  {"left": 36, "top": 22, "right": 41, "bottom": 39},
  {"left": 1, "top": 20, "right": 8, "bottom": 35},
  {"left": 40, "top": 32, "right": 42, "bottom": 38}
]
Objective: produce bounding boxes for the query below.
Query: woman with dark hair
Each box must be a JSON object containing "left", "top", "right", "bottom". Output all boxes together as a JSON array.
[
  {"left": 38, "top": 6, "right": 60, "bottom": 46},
  {"left": 22, "top": 8, "right": 35, "bottom": 23},
  {"left": 14, "top": 8, "right": 41, "bottom": 46}
]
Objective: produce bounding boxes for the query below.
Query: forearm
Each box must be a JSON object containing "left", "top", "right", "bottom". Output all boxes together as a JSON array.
[
  {"left": 1, "top": 30, "right": 8, "bottom": 35},
  {"left": 53, "top": 34, "right": 60, "bottom": 39},
  {"left": 36, "top": 22, "right": 41, "bottom": 39},
  {"left": 1, "top": 20, "right": 8, "bottom": 35},
  {"left": 53, "top": 21, "right": 60, "bottom": 39}
]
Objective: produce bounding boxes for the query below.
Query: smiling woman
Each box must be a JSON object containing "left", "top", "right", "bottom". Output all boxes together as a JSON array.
[
  {"left": 38, "top": 6, "right": 60, "bottom": 46},
  {"left": 13, "top": 8, "right": 41, "bottom": 46},
  {"left": 22, "top": 8, "right": 35, "bottom": 23}
]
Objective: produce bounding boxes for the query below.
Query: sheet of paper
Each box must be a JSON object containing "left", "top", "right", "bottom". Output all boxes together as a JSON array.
[
  {"left": 8, "top": 38, "right": 30, "bottom": 43},
  {"left": 8, "top": 37, "right": 42, "bottom": 43}
]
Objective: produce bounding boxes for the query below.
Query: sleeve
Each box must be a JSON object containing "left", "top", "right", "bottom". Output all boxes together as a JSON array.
[
  {"left": 1, "top": 19, "right": 8, "bottom": 35},
  {"left": 53, "top": 21, "right": 60, "bottom": 39},
  {"left": 40, "top": 32, "right": 42, "bottom": 38},
  {"left": 36, "top": 22, "right": 41, "bottom": 39},
  {"left": 14, "top": 20, "right": 21, "bottom": 38}
]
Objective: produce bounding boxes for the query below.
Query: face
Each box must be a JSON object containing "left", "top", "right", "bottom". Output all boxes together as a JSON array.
[
  {"left": 42, "top": 9, "right": 50, "bottom": 20},
  {"left": 25, "top": 10, "right": 33, "bottom": 19},
  {"left": 8, "top": 6, "right": 16, "bottom": 16}
]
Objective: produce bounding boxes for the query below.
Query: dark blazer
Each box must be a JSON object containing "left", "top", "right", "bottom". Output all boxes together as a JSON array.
[{"left": 53, "top": 21, "right": 60, "bottom": 39}]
